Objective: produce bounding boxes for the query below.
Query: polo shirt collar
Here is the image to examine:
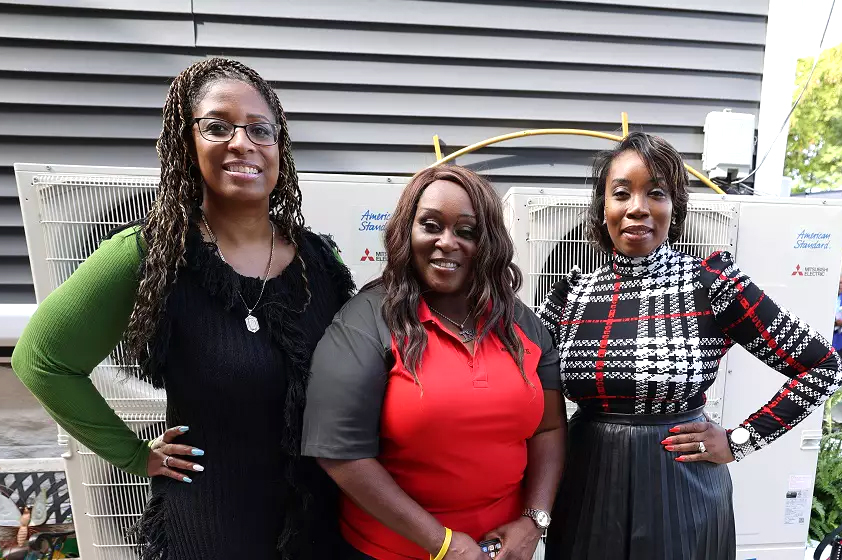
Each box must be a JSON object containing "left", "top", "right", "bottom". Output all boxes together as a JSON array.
[{"left": 418, "top": 298, "right": 492, "bottom": 331}]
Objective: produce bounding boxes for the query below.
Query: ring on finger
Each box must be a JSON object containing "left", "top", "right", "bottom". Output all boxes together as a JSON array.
[
  {"left": 698, "top": 441, "right": 707, "bottom": 454},
  {"left": 163, "top": 455, "right": 172, "bottom": 468}
]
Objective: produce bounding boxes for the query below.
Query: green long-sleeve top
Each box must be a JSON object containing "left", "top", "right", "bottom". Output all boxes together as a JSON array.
[{"left": 11, "top": 227, "right": 151, "bottom": 477}]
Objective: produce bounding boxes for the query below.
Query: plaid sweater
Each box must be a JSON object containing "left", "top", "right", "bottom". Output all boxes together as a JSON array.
[{"left": 537, "top": 242, "right": 842, "bottom": 461}]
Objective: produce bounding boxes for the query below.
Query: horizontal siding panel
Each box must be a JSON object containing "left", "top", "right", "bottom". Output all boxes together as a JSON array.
[
  {"left": 0, "top": 259, "right": 36, "bottom": 284},
  {"left": 194, "top": 0, "right": 767, "bottom": 45},
  {"left": 274, "top": 89, "right": 757, "bottom": 127},
  {"left": 287, "top": 121, "right": 704, "bottom": 154},
  {"left": 0, "top": 230, "right": 28, "bottom": 256},
  {"left": 237, "top": 56, "right": 762, "bottom": 102},
  {"left": 196, "top": 21, "right": 765, "bottom": 74},
  {"left": 0, "top": 46, "right": 200, "bottom": 77},
  {"left": 0, "top": 199, "right": 23, "bottom": 227},
  {"left": 0, "top": 48, "right": 762, "bottom": 102},
  {"left": 0, "top": 173, "right": 17, "bottom": 197},
  {"left": 0, "top": 12, "right": 194, "bottom": 46},
  {"left": 535, "top": 0, "right": 768, "bottom": 16},
  {"left": 294, "top": 147, "right": 704, "bottom": 179},
  {"left": 0, "top": 111, "right": 162, "bottom": 139},
  {"left": 0, "top": 142, "right": 159, "bottom": 168},
  {"left": 0, "top": 0, "right": 191, "bottom": 12},
  {"left": 0, "top": 111, "right": 705, "bottom": 153},
  {"left": 0, "top": 79, "right": 758, "bottom": 126},
  {"left": 0, "top": 78, "right": 169, "bottom": 108},
  {"left": 0, "top": 286, "right": 35, "bottom": 303}
]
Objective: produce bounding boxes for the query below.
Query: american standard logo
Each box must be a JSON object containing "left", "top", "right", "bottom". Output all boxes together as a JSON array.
[
  {"left": 794, "top": 229, "right": 831, "bottom": 250},
  {"left": 359, "top": 210, "right": 392, "bottom": 232},
  {"left": 791, "top": 264, "right": 829, "bottom": 277}
]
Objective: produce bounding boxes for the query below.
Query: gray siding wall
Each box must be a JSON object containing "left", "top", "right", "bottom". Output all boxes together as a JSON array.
[{"left": 0, "top": 0, "right": 769, "bottom": 303}]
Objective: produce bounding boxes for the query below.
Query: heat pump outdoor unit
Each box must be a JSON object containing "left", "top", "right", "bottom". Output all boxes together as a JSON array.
[
  {"left": 14, "top": 163, "right": 407, "bottom": 560},
  {"left": 502, "top": 187, "right": 842, "bottom": 560}
]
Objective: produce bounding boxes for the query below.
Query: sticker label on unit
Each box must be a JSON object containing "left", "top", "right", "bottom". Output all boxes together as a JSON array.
[{"left": 784, "top": 475, "right": 812, "bottom": 525}]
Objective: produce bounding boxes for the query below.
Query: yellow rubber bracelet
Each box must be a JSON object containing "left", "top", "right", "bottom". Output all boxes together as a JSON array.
[{"left": 431, "top": 527, "right": 452, "bottom": 560}]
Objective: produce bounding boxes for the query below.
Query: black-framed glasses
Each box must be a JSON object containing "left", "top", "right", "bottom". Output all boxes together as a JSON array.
[{"left": 192, "top": 118, "right": 281, "bottom": 146}]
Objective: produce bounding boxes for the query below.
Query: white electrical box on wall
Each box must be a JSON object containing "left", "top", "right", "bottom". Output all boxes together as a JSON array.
[{"left": 703, "top": 110, "right": 757, "bottom": 180}]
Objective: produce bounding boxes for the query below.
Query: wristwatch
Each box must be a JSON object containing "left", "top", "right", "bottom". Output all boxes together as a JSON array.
[
  {"left": 523, "top": 508, "right": 551, "bottom": 530},
  {"left": 729, "top": 427, "right": 750, "bottom": 446}
]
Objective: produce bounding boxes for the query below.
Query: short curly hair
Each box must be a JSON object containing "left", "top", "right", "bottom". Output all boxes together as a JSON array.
[{"left": 586, "top": 132, "right": 689, "bottom": 253}]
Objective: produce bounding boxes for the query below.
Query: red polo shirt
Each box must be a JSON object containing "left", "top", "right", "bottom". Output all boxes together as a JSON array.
[{"left": 302, "top": 288, "right": 560, "bottom": 560}]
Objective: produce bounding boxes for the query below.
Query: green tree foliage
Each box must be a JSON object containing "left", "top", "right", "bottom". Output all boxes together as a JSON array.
[
  {"left": 810, "top": 434, "right": 842, "bottom": 542},
  {"left": 785, "top": 43, "right": 842, "bottom": 193}
]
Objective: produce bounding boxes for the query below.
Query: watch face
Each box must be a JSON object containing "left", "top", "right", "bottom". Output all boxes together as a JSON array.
[
  {"left": 536, "top": 511, "right": 550, "bottom": 528},
  {"left": 731, "top": 427, "right": 750, "bottom": 445}
]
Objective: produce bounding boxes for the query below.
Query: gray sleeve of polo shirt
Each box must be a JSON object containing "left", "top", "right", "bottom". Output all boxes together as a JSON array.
[
  {"left": 515, "top": 301, "right": 562, "bottom": 391},
  {"left": 302, "top": 289, "right": 390, "bottom": 460}
]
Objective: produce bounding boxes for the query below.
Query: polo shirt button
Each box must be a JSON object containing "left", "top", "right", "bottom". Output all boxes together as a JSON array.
[{"left": 467, "top": 360, "right": 473, "bottom": 367}]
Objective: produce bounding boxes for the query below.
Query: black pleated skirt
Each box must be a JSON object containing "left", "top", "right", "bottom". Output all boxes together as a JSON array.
[{"left": 545, "top": 407, "right": 736, "bottom": 560}]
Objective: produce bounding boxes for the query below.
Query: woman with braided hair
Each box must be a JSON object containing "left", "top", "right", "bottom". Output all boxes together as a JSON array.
[{"left": 12, "top": 58, "right": 354, "bottom": 558}]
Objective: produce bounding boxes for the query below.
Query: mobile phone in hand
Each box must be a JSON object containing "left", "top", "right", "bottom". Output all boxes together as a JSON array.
[{"left": 478, "top": 538, "right": 502, "bottom": 558}]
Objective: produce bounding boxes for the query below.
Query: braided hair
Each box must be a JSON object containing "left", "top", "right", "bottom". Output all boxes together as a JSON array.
[{"left": 122, "top": 57, "right": 309, "bottom": 369}]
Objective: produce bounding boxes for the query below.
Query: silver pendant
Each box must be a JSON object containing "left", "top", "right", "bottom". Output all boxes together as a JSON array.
[
  {"left": 459, "top": 329, "right": 476, "bottom": 343},
  {"left": 245, "top": 314, "right": 260, "bottom": 333}
]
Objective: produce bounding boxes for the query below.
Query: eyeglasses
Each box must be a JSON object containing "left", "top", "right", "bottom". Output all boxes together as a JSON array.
[{"left": 192, "top": 118, "right": 281, "bottom": 146}]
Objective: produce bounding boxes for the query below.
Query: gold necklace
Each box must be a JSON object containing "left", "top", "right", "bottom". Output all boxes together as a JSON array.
[{"left": 200, "top": 212, "right": 275, "bottom": 333}]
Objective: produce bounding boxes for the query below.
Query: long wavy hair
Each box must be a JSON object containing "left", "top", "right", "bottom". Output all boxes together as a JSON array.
[
  {"left": 586, "top": 131, "right": 689, "bottom": 253},
  {"left": 364, "top": 165, "right": 527, "bottom": 385},
  {"left": 121, "top": 57, "right": 307, "bottom": 369}
]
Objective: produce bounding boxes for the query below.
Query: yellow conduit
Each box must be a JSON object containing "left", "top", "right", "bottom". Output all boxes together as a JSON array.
[
  {"left": 432, "top": 134, "right": 443, "bottom": 161},
  {"left": 428, "top": 123, "right": 725, "bottom": 195}
]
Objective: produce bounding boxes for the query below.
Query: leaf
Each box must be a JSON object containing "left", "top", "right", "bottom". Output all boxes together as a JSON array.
[
  {"left": 810, "top": 435, "right": 842, "bottom": 538},
  {"left": 815, "top": 496, "right": 827, "bottom": 520}
]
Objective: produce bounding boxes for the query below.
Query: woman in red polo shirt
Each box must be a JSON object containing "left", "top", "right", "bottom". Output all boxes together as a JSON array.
[{"left": 302, "top": 165, "right": 566, "bottom": 560}]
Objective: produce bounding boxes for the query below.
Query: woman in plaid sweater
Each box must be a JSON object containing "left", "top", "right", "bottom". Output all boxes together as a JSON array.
[{"left": 537, "top": 132, "right": 842, "bottom": 560}]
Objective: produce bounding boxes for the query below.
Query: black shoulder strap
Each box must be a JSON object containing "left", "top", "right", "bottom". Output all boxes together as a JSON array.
[{"left": 815, "top": 524, "right": 842, "bottom": 560}]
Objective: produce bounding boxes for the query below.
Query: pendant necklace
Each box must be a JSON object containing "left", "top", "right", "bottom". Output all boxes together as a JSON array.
[
  {"left": 200, "top": 212, "right": 275, "bottom": 333},
  {"left": 426, "top": 304, "right": 476, "bottom": 343}
]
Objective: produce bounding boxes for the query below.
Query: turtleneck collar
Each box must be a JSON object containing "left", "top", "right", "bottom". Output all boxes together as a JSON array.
[{"left": 611, "top": 241, "right": 673, "bottom": 278}]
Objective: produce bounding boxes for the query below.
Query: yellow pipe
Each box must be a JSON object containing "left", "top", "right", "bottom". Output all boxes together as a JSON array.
[
  {"left": 432, "top": 134, "right": 443, "bottom": 161},
  {"left": 621, "top": 112, "right": 629, "bottom": 138},
  {"left": 427, "top": 128, "right": 725, "bottom": 195},
  {"left": 686, "top": 164, "right": 724, "bottom": 194}
]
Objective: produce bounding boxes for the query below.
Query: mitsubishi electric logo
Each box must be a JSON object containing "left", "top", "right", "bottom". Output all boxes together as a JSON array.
[
  {"left": 360, "top": 248, "right": 387, "bottom": 262},
  {"left": 792, "top": 264, "right": 828, "bottom": 277}
]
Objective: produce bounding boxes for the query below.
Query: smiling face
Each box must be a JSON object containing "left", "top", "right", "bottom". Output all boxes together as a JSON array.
[
  {"left": 410, "top": 179, "right": 478, "bottom": 296},
  {"left": 191, "top": 79, "right": 280, "bottom": 204},
  {"left": 604, "top": 149, "right": 674, "bottom": 257}
]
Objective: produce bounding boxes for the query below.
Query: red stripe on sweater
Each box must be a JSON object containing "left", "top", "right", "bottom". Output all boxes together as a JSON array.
[{"left": 594, "top": 277, "right": 622, "bottom": 411}]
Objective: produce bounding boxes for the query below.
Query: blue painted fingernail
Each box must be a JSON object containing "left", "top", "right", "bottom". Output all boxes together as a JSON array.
[
  {"left": 191, "top": 449, "right": 204, "bottom": 456},
  {"left": 183, "top": 476, "right": 193, "bottom": 483},
  {"left": 178, "top": 426, "right": 189, "bottom": 432}
]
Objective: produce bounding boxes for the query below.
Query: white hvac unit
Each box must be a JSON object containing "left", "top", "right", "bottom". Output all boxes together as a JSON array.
[
  {"left": 14, "top": 163, "right": 407, "bottom": 559},
  {"left": 502, "top": 187, "right": 842, "bottom": 560}
]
